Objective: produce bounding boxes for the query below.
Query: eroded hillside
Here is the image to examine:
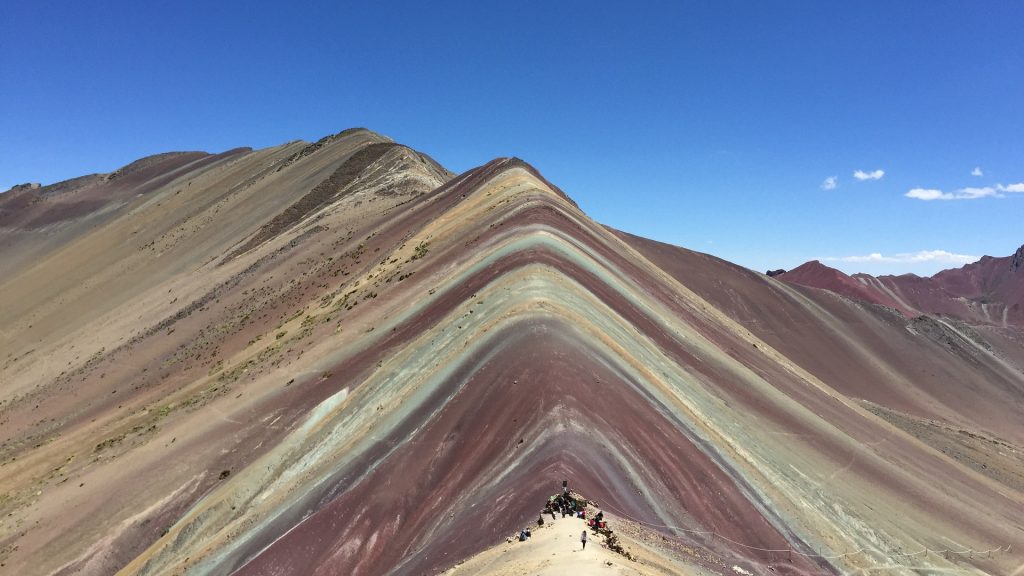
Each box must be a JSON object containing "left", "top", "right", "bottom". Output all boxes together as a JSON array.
[{"left": 0, "top": 130, "right": 1021, "bottom": 576}]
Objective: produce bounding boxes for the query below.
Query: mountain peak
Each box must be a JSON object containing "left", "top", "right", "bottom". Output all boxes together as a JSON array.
[
  {"left": 780, "top": 260, "right": 913, "bottom": 315},
  {"left": 3, "top": 128, "right": 1021, "bottom": 576},
  {"left": 780, "top": 244, "right": 1024, "bottom": 325},
  {"left": 783, "top": 259, "right": 846, "bottom": 279}
]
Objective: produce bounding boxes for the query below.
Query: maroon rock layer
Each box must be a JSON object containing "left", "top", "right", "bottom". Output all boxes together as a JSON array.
[
  {"left": 780, "top": 249, "right": 1024, "bottom": 327},
  {"left": 0, "top": 130, "right": 1020, "bottom": 576}
]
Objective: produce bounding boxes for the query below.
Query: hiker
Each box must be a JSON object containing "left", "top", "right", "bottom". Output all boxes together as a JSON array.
[
  {"left": 595, "top": 510, "right": 604, "bottom": 523},
  {"left": 581, "top": 530, "right": 588, "bottom": 550},
  {"left": 547, "top": 506, "right": 556, "bottom": 521},
  {"left": 537, "top": 514, "right": 545, "bottom": 526}
]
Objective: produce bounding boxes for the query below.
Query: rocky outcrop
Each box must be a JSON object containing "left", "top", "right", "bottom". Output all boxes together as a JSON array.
[{"left": 1012, "top": 244, "right": 1024, "bottom": 272}]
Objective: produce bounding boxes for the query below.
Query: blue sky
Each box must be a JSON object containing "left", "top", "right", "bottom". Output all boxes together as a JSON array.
[{"left": 2, "top": 1, "right": 1021, "bottom": 276}]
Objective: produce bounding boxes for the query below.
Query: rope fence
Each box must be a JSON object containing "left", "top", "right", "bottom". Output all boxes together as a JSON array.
[{"left": 594, "top": 499, "right": 1012, "bottom": 564}]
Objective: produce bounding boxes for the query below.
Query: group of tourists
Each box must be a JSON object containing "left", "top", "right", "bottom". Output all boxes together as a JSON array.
[
  {"left": 510, "top": 480, "right": 634, "bottom": 559},
  {"left": 525, "top": 481, "right": 606, "bottom": 552},
  {"left": 542, "top": 491, "right": 585, "bottom": 522}
]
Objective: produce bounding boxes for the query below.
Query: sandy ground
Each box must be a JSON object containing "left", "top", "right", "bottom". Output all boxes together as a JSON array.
[{"left": 443, "top": 514, "right": 693, "bottom": 576}]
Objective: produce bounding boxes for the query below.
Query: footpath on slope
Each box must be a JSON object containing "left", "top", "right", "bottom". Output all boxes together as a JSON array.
[
  {"left": 441, "top": 512, "right": 681, "bottom": 576},
  {"left": 441, "top": 487, "right": 723, "bottom": 576},
  {"left": 438, "top": 484, "right": 1015, "bottom": 575}
]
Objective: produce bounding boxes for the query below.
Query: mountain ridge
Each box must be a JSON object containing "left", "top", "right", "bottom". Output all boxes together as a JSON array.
[
  {"left": 0, "top": 129, "right": 1020, "bottom": 576},
  {"left": 780, "top": 247, "right": 1024, "bottom": 327}
]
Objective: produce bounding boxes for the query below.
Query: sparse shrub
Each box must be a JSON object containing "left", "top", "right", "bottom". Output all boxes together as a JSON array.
[{"left": 411, "top": 241, "right": 430, "bottom": 260}]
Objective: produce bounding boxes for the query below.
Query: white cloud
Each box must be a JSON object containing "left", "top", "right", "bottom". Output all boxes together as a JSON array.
[
  {"left": 824, "top": 250, "right": 979, "bottom": 265},
  {"left": 958, "top": 186, "right": 998, "bottom": 199},
  {"left": 905, "top": 185, "right": 1006, "bottom": 200},
  {"left": 905, "top": 188, "right": 952, "bottom": 200},
  {"left": 971, "top": 166, "right": 983, "bottom": 177},
  {"left": 820, "top": 176, "right": 838, "bottom": 190},
  {"left": 906, "top": 180, "right": 1024, "bottom": 201},
  {"left": 853, "top": 169, "right": 885, "bottom": 181}
]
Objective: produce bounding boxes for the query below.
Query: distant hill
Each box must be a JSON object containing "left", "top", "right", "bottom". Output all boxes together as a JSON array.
[{"left": 780, "top": 247, "right": 1024, "bottom": 327}]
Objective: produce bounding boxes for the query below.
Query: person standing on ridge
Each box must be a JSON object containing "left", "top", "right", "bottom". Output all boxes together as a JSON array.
[{"left": 580, "top": 530, "right": 588, "bottom": 550}]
